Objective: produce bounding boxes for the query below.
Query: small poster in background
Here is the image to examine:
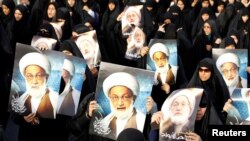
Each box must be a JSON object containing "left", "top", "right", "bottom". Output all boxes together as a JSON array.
[{"left": 74, "top": 30, "right": 101, "bottom": 69}]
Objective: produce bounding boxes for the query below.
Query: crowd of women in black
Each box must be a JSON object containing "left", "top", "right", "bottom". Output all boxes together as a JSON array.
[{"left": 0, "top": 0, "right": 250, "bottom": 141}]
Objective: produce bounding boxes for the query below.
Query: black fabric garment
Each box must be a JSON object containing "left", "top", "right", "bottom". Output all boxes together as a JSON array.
[
  {"left": 65, "top": 0, "right": 81, "bottom": 28},
  {"left": 0, "top": 21, "right": 12, "bottom": 129},
  {"left": 77, "top": 0, "right": 100, "bottom": 29},
  {"left": 0, "top": 0, "right": 15, "bottom": 29},
  {"left": 117, "top": 128, "right": 145, "bottom": 141},
  {"left": 100, "top": 0, "right": 123, "bottom": 64},
  {"left": 216, "top": 4, "right": 237, "bottom": 38},
  {"left": 56, "top": 7, "right": 72, "bottom": 42},
  {"left": 27, "top": 0, "right": 50, "bottom": 36},
  {"left": 59, "top": 39, "right": 83, "bottom": 57},
  {"left": 228, "top": 7, "right": 250, "bottom": 49},
  {"left": 144, "top": 0, "right": 158, "bottom": 36},
  {"left": 67, "top": 93, "right": 113, "bottom": 141},
  {"left": 187, "top": 58, "right": 230, "bottom": 141},
  {"left": 37, "top": 22, "right": 59, "bottom": 40},
  {"left": 177, "top": 0, "right": 193, "bottom": 39},
  {"left": 36, "top": 22, "right": 60, "bottom": 50},
  {"left": 191, "top": 7, "right": 215, "bottom": 40},
  {"left": 0, "top": 126, "right": 8, "bottom": 141},
  {"left": 140, "top": 3, "right": 154, "bottom": 45},
  {"left": 12, "top": 114, "right": 69, "bottom": 141},
  {"left": 6, "top": 4, "right": 33, "bottom": 51},
  {"left": 176, "top": 29, "right": 194, "bottom": 80},
  {"left": 192, "top": 19, "right": 220, "bottom": 67}
]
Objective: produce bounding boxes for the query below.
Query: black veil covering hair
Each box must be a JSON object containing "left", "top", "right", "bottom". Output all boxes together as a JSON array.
[
  {"left": 0, "top": 21, "right": 12, "bottom": 129},
  {"left": 59, "top": 39, "right": 81, "bottom": 57},
  {"left": 117, "top": 128, "right": 145, "bottom": 141},
  {"left": 8, "top": 4, "right": 32, "bottom": 47},
  {"left": 1, "top": 0, "right": 16, "bottom": 29},
  {"left": 187, "top": 58, "right": 230, "bottom": 140},
  {"left": 56, "top": 7, "right": 72, "bottom": 41}
]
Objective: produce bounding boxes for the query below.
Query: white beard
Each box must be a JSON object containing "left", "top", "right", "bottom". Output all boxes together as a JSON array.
[
  {"left": 134, "top": 41, "right": 144, "bottom": 49},
  {"left": 170, "top": 112, "right": 189, "bottom": 127},
  {"left": 110, "top": 101, "right": 134, "bottom": 120},
  {"left": 25, "top": 78, "right": 47, "bottom": 99},
  {"left": 83, "top": 52, "right": 94, "bottom": 61},
  {"left": 155, "top": 62, "right": 169, "bottom": 74},
  {"left": 224, "top": 73, "right": 239, "bottom": 87}
]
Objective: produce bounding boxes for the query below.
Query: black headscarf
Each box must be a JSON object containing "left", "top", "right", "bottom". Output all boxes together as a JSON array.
[
  {"left": 1, "top": 0, "right": 15, "bottom": 29},
  {"left": 73, "top": 23, "right": 91, "bottom": 34},
  {"left": 224, "top": 36, "right": 236, "bottom": 47},
  {"left": 187, "top": 58, "right": 229, "bottom": 110},
  {"left": 117, "top": 128, "right": 145, "bottom": 141},
  {"left": 59, "top": 39, "right": 83, "bottom": 58},
  {"left": 187, "top": 58, "right": 230, "bottom": 140},
  {"left": 37, "top": 22, "right": 58, "bottom": 40},
  {"left": 56, "top": 7, "right": 72, "bottom": 41}
]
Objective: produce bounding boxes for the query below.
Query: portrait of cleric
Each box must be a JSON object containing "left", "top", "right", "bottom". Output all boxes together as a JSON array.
[
  {"left": 89, "top": 62, "right": 155, "bottom": 140},
  {"left": 10, "top": 43, "right": 63, "bottom": 119},
  {"left": 226, "top": 88, "right": 250, "bottom": 125},
  {"left": 121, "top": 5, "right": 143, "bottom": 37},
  {"left": 146, "top": 39, "right": 178, "bottom": 85},
  {"left": 31, "top": 35, "right": 57, "bottom": 51},
  {"left": 213, "top": 49, "right": 248, "bottom": 95},
  {"left": 159, "top": 88, "right": 203, "bottom": 141},
  {"left": 75, "top": 30, "right": 101, "bottom": 69},
  {"left": 57, "top": 55, "right": 86, "bottom": 116},
  {"left": 125, "top": 27, "right": 147, "bottom": 60}
]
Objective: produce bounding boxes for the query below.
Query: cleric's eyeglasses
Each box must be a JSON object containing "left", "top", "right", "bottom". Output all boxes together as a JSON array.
[
  {"left": 222, "top": 67, "right": 237, "bottom": 75},
  {"left": 109, "top": 95, "right": 133, "bottom": 101},
  {"left": 25, "top": 73, "right": 46, "bottom": 80}
]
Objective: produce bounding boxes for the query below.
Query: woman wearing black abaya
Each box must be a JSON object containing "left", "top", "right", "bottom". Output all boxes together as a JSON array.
[
  {"left": 100, "top": 0, "right": 124, "bottom": 64},
  {"left": 192, "top": 19, "right": 221, "bottom": 69},
  {"left": 187, "top": 58, "right": 230, "bottom": 141},
  {"left": 65, "top": 0, "right": 82, "bottom": 28},
  {"left": 216, "top": 1, "right": 237, "bottom": 38},
  {"left": 7, "top": 4, "right": 32, "bottom": 49},
  {"left": 56, "top": 7, "right": 73, "bottom": 42},
  {"left": 228, "top": 7, "right": 250, "bottom": 49},
  {"left": 191, "top": 7, "right": 215, "bottom": 40},
  {"left": 0, "top": 0, "right": 15, "bottom": 30},
  {"left": 43, "top": 2, "right": 58, "bottom": 22},
  {"left": 0, "top": 20, "right": 12, "bottom": 141}
]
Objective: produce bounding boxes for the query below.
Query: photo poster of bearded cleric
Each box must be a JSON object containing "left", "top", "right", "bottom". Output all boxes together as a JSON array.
[
  {"left": 31, "top": 35, "right": 57, "bottom": 50},
  {"left": 121, "top": 5, "right": 143, "bottom": 38},
  {"left": 56, "top": 55, "right": 87, "bottom": 116},
  {"left": 212, "top": 48, "right": 248, "bottom": 95},
  {"left": 9, "top": 43, "right": 63, "bottom": 119},
  {"left": 89, "top": 62, "right": 155, "bottom": 140},
  {"left": 125, "top": 26, "right": 147, "bottom": 60},
  {"left": 159, "top": 88, "right": 203, "bottom": 141},
  {"left": 74, "top": 30, "right": 101, "bottom": 69},
  {"left": 146, "top": 39, "right": 178, "bottom": 84},
  {"left": 226, "top": 88, "right": 250, "bottom": 125}
]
